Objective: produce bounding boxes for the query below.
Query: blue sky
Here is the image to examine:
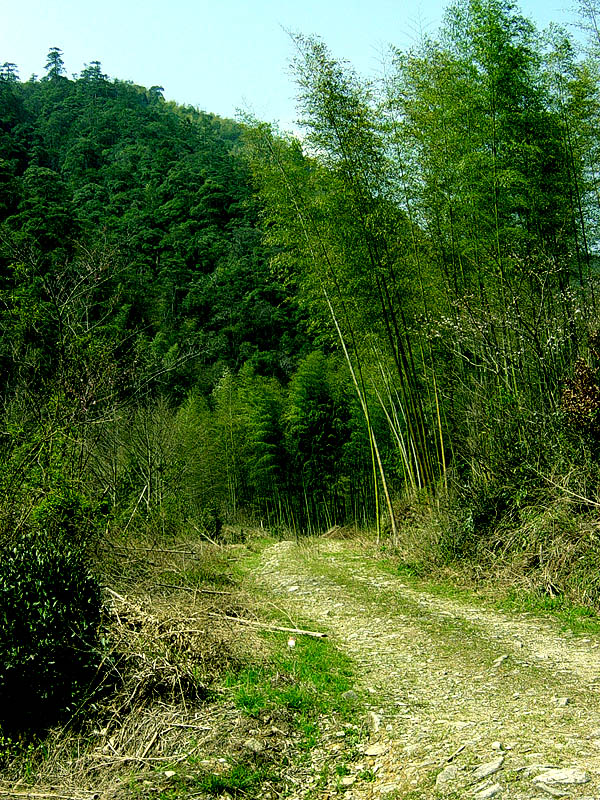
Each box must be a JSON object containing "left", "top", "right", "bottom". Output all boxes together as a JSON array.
[{"left": 0, "top": 0, "right": 580, "bottom": 131}]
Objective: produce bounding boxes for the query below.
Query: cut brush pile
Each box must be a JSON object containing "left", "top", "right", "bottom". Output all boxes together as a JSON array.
[{"left": 0, "top": 537, "right": 286, "bottom": 800}]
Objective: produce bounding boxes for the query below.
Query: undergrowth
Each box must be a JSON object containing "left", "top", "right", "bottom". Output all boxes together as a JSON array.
[
  {"left": 0, "top": 530, "right": 360, "bottom": 800},
  {"left": 380, "top": 494, "right": 600, "bottom": 635}
]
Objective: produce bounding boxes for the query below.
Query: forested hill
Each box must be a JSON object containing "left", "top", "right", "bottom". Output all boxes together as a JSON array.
[
  {"left": 0, "top": 50, "right": 306, "bottom": 392},
  {"left": 0, "top": 49, "right": 375, "bottom": 539},
  {"left": 5, "top": 0, "right": 600, "bottom": 566}
]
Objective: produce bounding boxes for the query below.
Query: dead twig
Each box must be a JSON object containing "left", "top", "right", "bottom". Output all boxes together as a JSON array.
[
  {"left": 189, "top": 522, "right": 221, "bottom": 548},
  {"left": 105, "top": 587, "right": 128, "bottom": 604},
  {"left": 111, "top": 546, "right": 202, "bottom": 556},
  {"left": 156, "top": 583, "right": 233, "bottom": 596},
  {"left": 535, "top": 471, "right": 600, "bottom": 508},
  {"left": 206, "top": 613, "right": 327, "bottom": 638},
  {"left": 265, "top": 600, "right": 300, "bottom": 629},
  {"left": 0, "top": 791, "right": 93, "bottom": 800},
  {"left": 445, "top": 744, "right": 466, "bottom": 763},
  {"left": 138, "top": 728, "right": 160, "bottom": 759},
  {"left": 89, "top": 749, "right": 196, "bottom": 765}
]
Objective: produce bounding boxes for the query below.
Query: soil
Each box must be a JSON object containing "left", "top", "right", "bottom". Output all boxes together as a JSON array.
[{"left": 254, "top": 537, "right": 600, "bottom": 799}]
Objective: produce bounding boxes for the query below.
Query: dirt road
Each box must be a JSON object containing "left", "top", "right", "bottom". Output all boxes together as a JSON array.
[{"left": 255, "top": 538, "right": 600, "bottom": 799}]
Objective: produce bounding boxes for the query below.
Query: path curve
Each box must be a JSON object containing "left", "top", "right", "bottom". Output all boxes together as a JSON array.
[{"left": 256, "top": 538, "right": 600, "bottom": 799}]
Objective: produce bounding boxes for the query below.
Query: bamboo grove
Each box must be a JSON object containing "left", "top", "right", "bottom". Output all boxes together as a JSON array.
[{"left": 244, "top": 0, "right": 600, "bottom": 542}]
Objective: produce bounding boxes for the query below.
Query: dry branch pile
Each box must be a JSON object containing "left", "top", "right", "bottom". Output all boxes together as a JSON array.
[{"left": 0, "top": 540, "right": 272, "bottom": 799}]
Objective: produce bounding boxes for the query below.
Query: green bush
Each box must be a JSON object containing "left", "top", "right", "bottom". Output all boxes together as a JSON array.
[
  {"left": 0, "top": 534, "right": 102, "bottom": 731},
  {"left": 29, "top": 486, "right": 97, "bottom": 548}
]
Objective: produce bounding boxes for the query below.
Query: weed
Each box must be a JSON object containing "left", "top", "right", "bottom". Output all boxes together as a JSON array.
[
  {"left": 191, "top": 761, "right": 278, "bottom": 796},
  {"left": 394, "top": 560, "right": 426, "bottom": 578},
  {"left": 358, "top": 768, "right": 376, "bottom": 782},
  {"left": 159, "top": 552, "right": 235, "bottom": 589},
  {"left": 0, "top": 734, "right": 17, "bottom": 767},
  {"left": 499, "top": 589, "right": 600, "bottom": 635},
  {"left": 379, "top": 545, "right": 600, "bottom": 637}
]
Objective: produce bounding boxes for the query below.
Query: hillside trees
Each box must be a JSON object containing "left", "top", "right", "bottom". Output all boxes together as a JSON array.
[
  {"left": 0, "top": 53, "right": 385, "bottom": 540},
  {"left": 0, "top": 56, "right": 307, "bottom": 391}
]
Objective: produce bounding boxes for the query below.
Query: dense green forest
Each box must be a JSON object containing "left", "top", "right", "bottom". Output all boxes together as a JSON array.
[
  {"left": 6, "top": 0, "right": 600, "bottom": 729},
  {"left": 0, "top": 47, "right": 379, "bottom": 541},
  {"left": 4, "top": 0, "right": 600, "bottom": 541}
]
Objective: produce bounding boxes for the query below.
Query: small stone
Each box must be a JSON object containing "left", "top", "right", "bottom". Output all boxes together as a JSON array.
[
  {"left": 492, "top": 655, "right": 509, "bottom": 668},
  {"left": 535, "top": 784, "right": 569, "bottom": 797},
  {"left": 491, "top": 741, "right": 504, "bottom": 751},
  {"left": 533, "top": 768, "right": 589, "bottom": 786},
  {"left": 365, "top": 742, "right": 387, "bottom": 757},
  {"left": 519, "top": 764, "right": 557, "bottom": 778},
  {"left": 164, "top": 770, "right": 176, "bottom": 779},
  {"left": 476, "top": 783, "right": 502, "bottom": 798},
  {"left": 341, "top": 775, "right": 356, "bottom": 787},
  {"left": 288, "top": 585, "right": 299, "bottom": 592},
  {"left": 557, "top": 697, "right": 570, "bottom": 707},
  {"left": 243, "top": 737, "right": 264, "bottom": 754},
  {"left": 472, "top": 756, "right": 504, "bottom": 781},
  {"left": 436, "top": 764, "right": 459, "bottom": 787},
  {"left": 342, "top": 689, "right": 358, "bottom": 703},
  {"left": 367, "top": 711, "right": 382, "bottom": 732}
]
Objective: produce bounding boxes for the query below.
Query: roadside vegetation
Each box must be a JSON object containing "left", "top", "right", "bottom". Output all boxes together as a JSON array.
[
  {"left": 6, "top": 0, "right": 600, "bottom": 792},
  {"left": 0, "top": 530, "right": 362, "bottom": 799}
]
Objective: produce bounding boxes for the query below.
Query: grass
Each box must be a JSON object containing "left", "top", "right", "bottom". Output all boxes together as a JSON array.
[
  {"left": 225, "top": 626, "right": 358, "bottom": 724},
  {"left": 142, "top": 761, "right": 280, "bottom": 799},
  {"left": 378, "top": 551, "right": 600, "bottom": 637},
  {"left": 194, "top": 763, "right": 278, "bottom": 795},
  {"left": 498, "top": 588, "right": 600, "bottom": 635}
]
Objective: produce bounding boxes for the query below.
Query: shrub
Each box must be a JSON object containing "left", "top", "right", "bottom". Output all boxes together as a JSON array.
[
  {"left": 29, "top": 486, "right": 97, "bottom": 548},
  {"left": 0, "top": 534, "right": 102, "bottom": 732}
]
